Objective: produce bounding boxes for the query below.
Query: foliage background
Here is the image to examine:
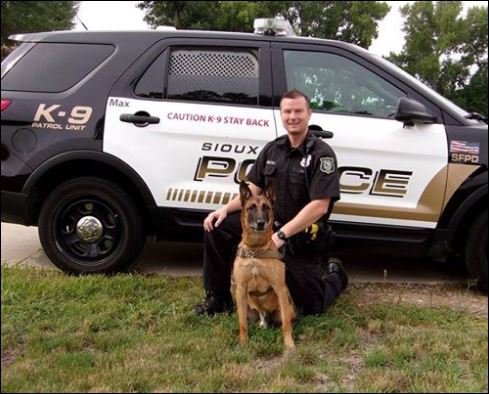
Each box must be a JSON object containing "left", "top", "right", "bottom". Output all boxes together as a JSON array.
[{"left": 1, "top": 1, "right": 487, "bottom": 116}]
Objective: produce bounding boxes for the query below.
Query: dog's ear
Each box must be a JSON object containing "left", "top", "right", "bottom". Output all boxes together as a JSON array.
[
  {"left": 239, "top": 180, "right": 252, "bottom": 205},
  {"left": 264, "top": 180, "right": 276, "bottom": 203}
]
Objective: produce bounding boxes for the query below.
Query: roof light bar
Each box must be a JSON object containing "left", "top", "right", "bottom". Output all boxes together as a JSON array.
[
  {"left": 253, "top": 18, "right": 296, "bottom": 37},
  {"left": 156, "top": 25, "right": 177, "bottom": 31}
]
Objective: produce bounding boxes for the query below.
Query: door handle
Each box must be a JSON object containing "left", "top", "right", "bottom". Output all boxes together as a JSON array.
[
  {"left": 309, "top": 124, "right": 334, "bottom": 139},
  {"left": 120, "top": 113, "right": 160, "bottom": 126}
]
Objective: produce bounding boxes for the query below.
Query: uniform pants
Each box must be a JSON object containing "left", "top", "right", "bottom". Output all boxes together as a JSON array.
[{"left": 203, "top": 212, "right": 345, "bottom": 315}]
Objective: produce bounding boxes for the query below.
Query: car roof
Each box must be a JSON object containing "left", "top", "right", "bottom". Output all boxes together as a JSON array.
[{"left": 9, "top": 29, "right": 367, "bottom": 53}]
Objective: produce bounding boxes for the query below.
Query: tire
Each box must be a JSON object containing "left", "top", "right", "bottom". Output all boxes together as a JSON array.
[
  {"left": 38, "top": 177, "right": 145, "bottom": 274},
  {"left": 465, "top": 209, "right": 488, "bottom": 292}
]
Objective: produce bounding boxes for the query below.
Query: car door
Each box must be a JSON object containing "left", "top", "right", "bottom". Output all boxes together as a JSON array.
[
  {"left": 104, "top": 38, "right": 275, "bottom": 211},
  {"left": 272, "top": 42, "right": 448, "bottom": 229}
]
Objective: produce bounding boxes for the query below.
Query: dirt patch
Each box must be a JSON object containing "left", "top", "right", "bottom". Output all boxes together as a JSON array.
[
  {"left": 252, "top": 354, "right": 288, "bottom": 372},
  {"left": 349, "top": 283, "right": 487, "bottom": 316},
  {"left": 1, "top": 347, "right": 21, "bottom": 368}
]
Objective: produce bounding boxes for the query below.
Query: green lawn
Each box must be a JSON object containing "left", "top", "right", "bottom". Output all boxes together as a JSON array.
[{"left": 2, "top": 266, "right": 487, "bottom": 392}]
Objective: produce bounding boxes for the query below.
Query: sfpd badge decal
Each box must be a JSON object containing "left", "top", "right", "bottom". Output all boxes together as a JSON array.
[{"left": 320, "top": 157, "right": 335, "bottom": 174}]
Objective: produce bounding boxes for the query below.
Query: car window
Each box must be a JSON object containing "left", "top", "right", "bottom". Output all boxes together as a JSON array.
[
  {"left": 284, "top": 50, "right": 406, "bottom": 118},
  {"left": 135, "top": 50, "right": 166, "bottom": 99},
  {"left": 1, "top": 42, "right": 36, "bottom": 79},
  {"left": 1, "top": 43, "right": 114, "bottom": 93},
  {"left": 370, "top": 53, "right": 473, "bottom": 120},
  {"left": 167, "top": 47, "right": 259, "bottom": 106}
]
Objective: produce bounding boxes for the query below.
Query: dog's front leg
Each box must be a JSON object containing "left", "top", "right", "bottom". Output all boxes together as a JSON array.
[
  {"left": 276, "top": 287, "right": 295, "bottom": 350},
  {"left": 235, "top": 284, "right": 249, "bottom": 346}
]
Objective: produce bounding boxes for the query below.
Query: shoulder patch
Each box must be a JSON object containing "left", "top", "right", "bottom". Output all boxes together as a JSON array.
[{"left": 320, "top": 157, "right": 335, "bottom": 174}]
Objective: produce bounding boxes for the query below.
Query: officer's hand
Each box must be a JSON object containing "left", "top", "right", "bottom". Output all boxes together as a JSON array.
[
  {"left": 272, "top": 232, "right": 285, "bottom": 249},
  {"left": 203, "top": 207, "right": 227, "bottom": 232}
]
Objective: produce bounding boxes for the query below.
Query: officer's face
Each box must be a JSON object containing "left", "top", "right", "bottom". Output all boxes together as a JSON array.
[{"left": 280, "top": 97, "right": 312, "bottom": 136}]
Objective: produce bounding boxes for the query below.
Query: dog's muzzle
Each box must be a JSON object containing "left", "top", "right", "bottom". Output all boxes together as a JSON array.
[{"left": 250, "top": 220, "right": 267, "bottom": 232}]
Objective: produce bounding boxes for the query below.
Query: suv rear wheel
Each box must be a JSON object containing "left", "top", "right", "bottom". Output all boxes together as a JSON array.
[
  {"left": 465, "top": 208, "right": 488, "bottom": 292},
  {"left": 38, "top": 177, "right": 144, "bottom": 274}
]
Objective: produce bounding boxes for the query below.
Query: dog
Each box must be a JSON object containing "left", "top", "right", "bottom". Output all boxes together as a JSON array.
[{"left": 232, "top": 180, "right": 296, "bottom": 350}]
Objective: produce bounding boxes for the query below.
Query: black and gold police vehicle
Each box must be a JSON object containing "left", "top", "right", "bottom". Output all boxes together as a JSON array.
[{"left": 1, "top": 19, "right": 487, "bottom": 289}]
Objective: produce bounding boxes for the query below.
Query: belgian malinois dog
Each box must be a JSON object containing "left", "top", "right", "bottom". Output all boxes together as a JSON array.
[{"left": 232, "top": 181, "right": 296, "bottom": 350}]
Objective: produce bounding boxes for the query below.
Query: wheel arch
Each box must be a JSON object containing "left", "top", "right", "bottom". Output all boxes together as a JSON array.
[
  {"left": 22, "top": 150, "right": 157, "bottom": 233},
  {"left": 446, "top": 183, "right": 488, "bottom": 254}
]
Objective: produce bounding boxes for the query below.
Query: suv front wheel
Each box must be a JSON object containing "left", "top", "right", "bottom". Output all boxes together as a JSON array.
[{"left": 38, "top": 177, "right": 144, "bottom": 274}]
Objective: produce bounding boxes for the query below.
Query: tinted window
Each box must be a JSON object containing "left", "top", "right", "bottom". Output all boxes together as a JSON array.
[
  {"left": 284, "top": 50, "right": 406, "bottom": 118},
  {"left": 167, "top": 47, "right": 259, "bottom": 105},
  {"left": 135, "top": 51, "right": 166, "bottom": 99},
  {"left": 1, "top": 43, "right": 114, "bottom": 93},
  {"left": 1, "top": 43, "right": 36, "bottom": 79}
]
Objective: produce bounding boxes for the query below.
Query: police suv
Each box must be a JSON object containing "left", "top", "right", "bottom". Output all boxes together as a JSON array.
[{"left": 1, "top": 19, "right": 487, "bottom": 289}]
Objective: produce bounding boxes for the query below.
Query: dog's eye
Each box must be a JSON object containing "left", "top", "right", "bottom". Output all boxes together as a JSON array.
[
  {"left": 247, "top": 203, "right": 257, "bottom": 211},
  {"left": 262, "top": 205, "right": 270, "bottom": 213}
]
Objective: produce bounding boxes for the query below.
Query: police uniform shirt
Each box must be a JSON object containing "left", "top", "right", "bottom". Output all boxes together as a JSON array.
[{"left": 247, "top": 131, "right": 340, "bottom": 225}]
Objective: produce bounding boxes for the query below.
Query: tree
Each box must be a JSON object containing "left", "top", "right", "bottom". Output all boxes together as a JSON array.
[
  {"left": 137, "top": 1, "right": 389, "bottom": 48},
  {"left": 387, "top": 1, "right": 488, "bottom": 117},
  {"left": 1, "top": 1, "right": 79, "bottom": 59},
  {"left": 457, "top": 63, "right": 488, "bottom": 117},
  {"left": 283, "top": 1, "right": 390, "bottom": 48},
  {"left": 458, "top": 6, "right": 488, "bottom": 116}
]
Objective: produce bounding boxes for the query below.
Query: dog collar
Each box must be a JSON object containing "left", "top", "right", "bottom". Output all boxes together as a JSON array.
[{"left": 236, "top": 246, "right": 282, "bottom": 260}]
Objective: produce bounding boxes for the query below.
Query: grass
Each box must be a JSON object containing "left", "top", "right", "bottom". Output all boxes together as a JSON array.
[{"left": 1, "top": 266, "right": 487, "bottom": 392}]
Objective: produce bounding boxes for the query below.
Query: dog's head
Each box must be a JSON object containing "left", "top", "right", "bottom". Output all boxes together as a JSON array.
[{"left": 239, "top": 180, "right": 275, "bottom": 232}]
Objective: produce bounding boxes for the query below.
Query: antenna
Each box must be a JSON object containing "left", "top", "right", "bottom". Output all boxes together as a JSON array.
[{"left": 76, "top": 14, "right": 88, "bottom": 31}]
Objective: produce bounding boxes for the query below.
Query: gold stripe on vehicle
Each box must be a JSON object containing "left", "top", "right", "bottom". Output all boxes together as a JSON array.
[
  {"left": 205, "top": 192, "right": 213, "bottom": 204},
  {"left": 166, "top": 189, "right": 240, "bottom": 205},
  {"left": 222, "top": 192, "right": 231, "bottom": 204},
  {"left": 213, "top": 192, "right": 222, "bottom": 204},
  {"left": 166, "top": 164, "right": 481, "bottom": 218},
  {"left": 334, "top": 165, "right": 448, "bottom": 221},
  {"left": 443, "top": 164, "right": 481, "bottom": 210}
]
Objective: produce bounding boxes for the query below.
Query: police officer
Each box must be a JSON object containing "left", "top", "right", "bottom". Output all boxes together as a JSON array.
[{"left": 196, "top": 89, "right": 348, "bottom": 316}]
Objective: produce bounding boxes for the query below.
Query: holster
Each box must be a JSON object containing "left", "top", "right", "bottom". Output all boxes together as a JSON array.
[{"left": 284, "top": 221, "right": 336, "bottom": 260}]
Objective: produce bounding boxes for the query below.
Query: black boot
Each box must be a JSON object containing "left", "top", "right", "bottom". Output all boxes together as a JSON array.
[
  {"left": 195, "top": 291, "right": 234, "bottom": 316},
  {"left": 326, "top": 257, "right": 348, "bottom": 291}
]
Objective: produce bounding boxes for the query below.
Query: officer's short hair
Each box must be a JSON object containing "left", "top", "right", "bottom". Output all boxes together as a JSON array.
[{"left": 280, "top": 90, "right": 311, "bottom": 109}]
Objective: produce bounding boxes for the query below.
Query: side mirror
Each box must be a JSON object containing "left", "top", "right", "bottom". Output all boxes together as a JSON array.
[{"left": 394, "top": 97, "right": 437, "bottom": 126}]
